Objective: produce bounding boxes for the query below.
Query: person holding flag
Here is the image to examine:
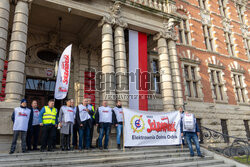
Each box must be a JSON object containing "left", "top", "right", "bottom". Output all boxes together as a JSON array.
[{"left": 58, "top": 99, "right": 75, "bottom": 151}]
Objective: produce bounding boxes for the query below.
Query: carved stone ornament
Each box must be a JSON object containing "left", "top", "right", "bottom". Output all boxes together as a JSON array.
[
  {"left": 201, "top": 9, "right": 211, "bottom": 25},
  {"left": 12, "top": 0, "right": 33, "bottom": 4},
  {"left": 241, "top": 24, "right": 249, "bottom": 37},
  {"left": 153, "top": 18, "right": 178, "bottom": 41},
  {"left": 98, "top": 1, "right": 128, "bottom": 28},
  {"left": 222, "top": 17, "right": 232, "bottom": 33}
]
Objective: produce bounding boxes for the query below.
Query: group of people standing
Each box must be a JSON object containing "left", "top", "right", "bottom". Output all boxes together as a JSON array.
[{"left": 9, "top": 98, "right": 124, "bottom": 154}]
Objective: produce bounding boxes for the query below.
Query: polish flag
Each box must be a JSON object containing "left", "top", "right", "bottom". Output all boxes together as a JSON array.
[{"left": 129, "top": 30, "right": 148, "bottom": 111}]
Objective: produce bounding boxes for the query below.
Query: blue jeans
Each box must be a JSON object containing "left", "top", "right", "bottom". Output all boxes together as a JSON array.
[
  {"left": 185, "top": 132, "right": 201, "bottom": 156},
  {"left": 79, "top": 127, "right": 90, "bottom": 149},
  {"left": 116, "top": 124, "right": 123, "bottom": 145},
  {"left": 98, "top": 123, "right": 111, "bottom": 148}
]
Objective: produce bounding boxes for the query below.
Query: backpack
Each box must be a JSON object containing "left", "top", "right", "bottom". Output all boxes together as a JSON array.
[{"left": 183, "top": 113, "right": 195, "bottom": 131}]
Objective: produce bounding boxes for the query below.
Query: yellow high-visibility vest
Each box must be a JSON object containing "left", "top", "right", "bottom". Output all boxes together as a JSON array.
[
  {"left": 92, "top": 106, "right": 95, "bottom": 119},
  {"left": 42, "top": 106, "right": 57, "bottom": 125}
]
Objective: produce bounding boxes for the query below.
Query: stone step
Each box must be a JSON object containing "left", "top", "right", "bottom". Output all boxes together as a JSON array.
[
  {"left": 0, "top": 146, "right": 188, "bottom": 158},
  {"left": 78, "top": 158, "right": 224, "bottom": 167},
  {"left": 155, "top": 159, "right": 227, "bottom": 167},
  {"left": 0, "top": 151, "right": 192, "bottom": 164},
  {"left": 0, "top": 154, "right": 214, "bottom": 167},
  {"left": 0, "top": 148, "right": 190, "bottom": 159},
  {"left": 204, "top": 164, "right": 235, "bottom": 167}
]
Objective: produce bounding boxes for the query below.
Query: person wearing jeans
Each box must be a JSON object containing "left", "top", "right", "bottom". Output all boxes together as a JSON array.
[
  {"left": 181, "top": 112, "right": 204, "bottom": 157},
  {"left": 26, "top": 100, "right": 40, "bottom": 151},
  {"left": 9, "top": 99, "right": 31, "bottom": 154},
  {"left": 113, "top": 101, "right": 123, "bottom": 149},
  {"left": 96, "top": 100, "right": 116, "bottom": 150},
  {"left": 98, "top": 123, "right": 111, "bottom": 149},
  {"left": 76, "top": 98, "right": 91, "bottom": 150}
]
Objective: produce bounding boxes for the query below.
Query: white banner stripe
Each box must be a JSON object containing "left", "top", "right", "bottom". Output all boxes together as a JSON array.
[
  {"left": 129, "top": 30, "right": 139, "bottom": 110},
  {"left": 124, "top": 108, "right": 182, "bottom": 147}
]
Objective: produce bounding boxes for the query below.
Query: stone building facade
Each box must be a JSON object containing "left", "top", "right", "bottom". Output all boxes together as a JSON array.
[{"left": 0, "top": 0, "right": 249, "bottom": 150}]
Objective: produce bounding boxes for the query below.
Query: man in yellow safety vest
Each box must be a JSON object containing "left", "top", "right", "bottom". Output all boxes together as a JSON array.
[{"left": 39, "top": 99, "right": 58, "bottom": 152}]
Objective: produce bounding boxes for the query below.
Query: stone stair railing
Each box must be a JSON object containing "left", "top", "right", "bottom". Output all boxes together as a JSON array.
[{"left": 128, "top": 0, "right": 177, "bottom": 13}]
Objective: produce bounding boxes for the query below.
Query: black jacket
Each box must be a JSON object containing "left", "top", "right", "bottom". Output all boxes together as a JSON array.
[{"left": 75, "top": 106, "right": 92, "bottom": 128}]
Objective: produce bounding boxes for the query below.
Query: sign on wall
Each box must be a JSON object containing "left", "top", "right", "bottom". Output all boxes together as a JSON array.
[{"left": 124, "top": 108, "right": 181, "bottom": 147}]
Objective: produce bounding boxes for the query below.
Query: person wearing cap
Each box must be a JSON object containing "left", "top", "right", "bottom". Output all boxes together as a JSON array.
[
  {"left": 39, "top": 99, "right": 58, "bottom": 152},
  {"left": 113, "top": 100, "right": 123, "bottom": 150},
  {"left": 87, "top": 98, "right": 95, "bottom": 148},
  {"left": 58, "top": 99, "right": 75, "bottom": 151},
  {"left": 9, "top": 99, "right": 31, "bottom": 154}
]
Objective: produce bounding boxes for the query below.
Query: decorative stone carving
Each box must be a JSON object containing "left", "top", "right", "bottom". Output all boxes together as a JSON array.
[
  {"left": 222, "top": 17, "right": 232, "bottom": 33},
  {"left": 241, "top": 24, "right": 249, "bottom": 38},
  {"left": 48, "top": 32, "right": 59, "bottom": 49},
  {"left": 205, "top": 56, "right": 225, "bottom": 69},
  {"left": 228, "top": 61, "right": 245, "bottom": 73},
  {"left": 179, "top": 49, "right": 201, "bottom": 64},
  {"left": 98, "top": 1, "right": 127, "bottom": 28},
  {"left": 201, "top": 9, "right": 211, "bottom": 25},
  {"left": 154, "top": 18, "right": 178, "bottom": 41}
]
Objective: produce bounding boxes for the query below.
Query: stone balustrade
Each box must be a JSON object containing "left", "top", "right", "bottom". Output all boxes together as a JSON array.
[{"left": 128, "top": 0, "right": 177, "bottom": 13}]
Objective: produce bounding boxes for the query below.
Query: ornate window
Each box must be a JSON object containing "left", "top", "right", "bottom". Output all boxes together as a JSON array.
[
  {"left": 149, "top": 54, "right": 161, "bottom": 95},
  {"left": 209, "top": 69, "right": 226, "bottom": 101},
  {"left": 224, "top": 32, "right": 235, "bottom": 56},
  {"left": 236, "top": 4, "right": 245, "bottom": 24},
  {"left": 203, "top": 25, "right": 214, "bottom": 51},
  {"left": 218, "top": 0, "right": 227, "bottom": 18},
  {"left": 179, "top": 50, "right": 203, "bottom": 101},
  {"left": 198, "top": 0, "right": 208, "bottom": 10},
  {"left": 228, "top": 61, "right": 249, "bottom": 105},
  {"left": 178, "top": 19, "right": 191, "bottom": 45},
  {"left": 206, "top": 56, "right": 228, "bottom": 103},
  {"left": 152, "top": 59, "right": 161, "bottom": 94},
  {"left": 232, "top": 73, "right": 247, "bottom": 103},
  {"left": 243, "top": 37, "right": 250, "bottom": 58},
  {"left": 37, "top": 50, "right": 58, "bottom": 62},
  {"left": 26, "top": 78, "right": 56, "bottom": 91}
]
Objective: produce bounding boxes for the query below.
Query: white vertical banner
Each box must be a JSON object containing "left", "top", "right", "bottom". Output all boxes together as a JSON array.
[
  {"left": 54, "top": 44, "right": 72, "bottom": 100},
  {"left": 123, "top": 108, "right": 181, "bottom": 146}
]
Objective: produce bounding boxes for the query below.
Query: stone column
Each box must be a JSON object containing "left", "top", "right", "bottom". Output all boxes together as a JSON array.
[
  {"left": 0, "top": 0, "right": 10, "bottom": 91},
  {"left": 5, "top": 0, "right": 31, "bottom": 102},
  {"left": 99, "top": 20, "right": 116, "bottom": 107},
  {"left": 114, "top": 26, "right": 128, "bottom": 107},
  {"left": 168, "top": 39, "right": 183, "bottom": 108},
  {"left": 156, "top": 37, "right": 175, "bottom": 111}
]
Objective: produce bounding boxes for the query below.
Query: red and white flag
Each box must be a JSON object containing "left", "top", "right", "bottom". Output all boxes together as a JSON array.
[
  {"left": 129, "top": 30, "right": 148, "bottom": 111},
  {"left": 54, "top": 44, "right": 72, "bottom": 99}
]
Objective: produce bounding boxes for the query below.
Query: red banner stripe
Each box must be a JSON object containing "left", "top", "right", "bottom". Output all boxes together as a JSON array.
[{"left": 138, "top": 32, "right": 148, "bottom": 111}]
